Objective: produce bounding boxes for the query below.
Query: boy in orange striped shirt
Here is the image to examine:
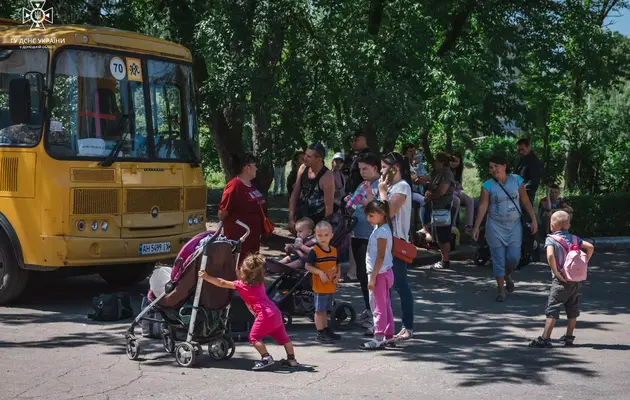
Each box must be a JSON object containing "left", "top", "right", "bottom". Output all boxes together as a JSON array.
[{"left": 305, "top": 220, "right": 341, "bottom": 343}]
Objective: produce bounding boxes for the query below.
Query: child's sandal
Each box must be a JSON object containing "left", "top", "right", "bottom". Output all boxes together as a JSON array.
[
  {"left": 528, "top": 336, "right": 552, "bottom": 348},
  {"left": 559, "top": 335, "right": 575, "bottom": 346},
  {"left": 281, "top": 358, "right": 299, "bottom": 367}
]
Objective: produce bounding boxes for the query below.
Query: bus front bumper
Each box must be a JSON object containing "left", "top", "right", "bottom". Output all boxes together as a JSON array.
[{"left": 31, "top": 231, "right": 205, "bottom": 268}]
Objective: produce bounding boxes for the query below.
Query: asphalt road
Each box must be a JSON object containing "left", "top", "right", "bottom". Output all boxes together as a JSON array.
[{"left": 1, "top": 251, "right": 629, "bottom": 400}]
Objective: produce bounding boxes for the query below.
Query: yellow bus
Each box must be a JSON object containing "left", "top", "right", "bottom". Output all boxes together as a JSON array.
[{"left": 0, "top": 19, "right": 207, "bottom": 303}]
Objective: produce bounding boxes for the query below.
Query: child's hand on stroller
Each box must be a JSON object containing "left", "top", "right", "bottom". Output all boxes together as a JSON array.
[{"left": 198, "top": 270, "right": 208, "bottom": 280}]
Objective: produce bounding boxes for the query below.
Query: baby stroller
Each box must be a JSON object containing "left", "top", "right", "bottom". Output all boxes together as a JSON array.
[
  {"left": 265, "top": 213, "right": 357, "bottom": 329},
  {"left": 125, "top": 220, "right": 250, "bottom": 368},
  {"left": 472, "top": 199, "right": 539, "bottom": 269}
]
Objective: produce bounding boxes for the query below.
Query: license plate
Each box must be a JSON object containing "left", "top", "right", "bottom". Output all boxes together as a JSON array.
[{"left": 139, "top": 241, "right": 171, "bottom": 255}]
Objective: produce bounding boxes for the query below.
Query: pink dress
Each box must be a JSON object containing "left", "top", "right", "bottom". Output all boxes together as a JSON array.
[{"left": 233, "top": 281, "right": 290, "bottom": 345}]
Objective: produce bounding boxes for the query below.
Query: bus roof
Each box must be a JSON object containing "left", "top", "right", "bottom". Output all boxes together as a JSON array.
[{"left": 0, "top": 22, "right": 192, "bottom": 61}]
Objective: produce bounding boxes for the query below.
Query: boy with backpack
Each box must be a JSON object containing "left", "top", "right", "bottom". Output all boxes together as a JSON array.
[{"left": 529, "top": 210, "right": 594, "bottom": 348}]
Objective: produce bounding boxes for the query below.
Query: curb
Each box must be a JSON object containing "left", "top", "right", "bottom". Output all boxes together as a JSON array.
[{"left": 583, "top": 237, "right": 630, "bottom": 251}]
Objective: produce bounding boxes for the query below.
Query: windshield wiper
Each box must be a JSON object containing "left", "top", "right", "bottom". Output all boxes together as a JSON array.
[
  {"left": 184, "top": 138, "right": 200, "bottom": 168},
  {"left": 99, "top": 114, "right": 129, "bottom": 167}
]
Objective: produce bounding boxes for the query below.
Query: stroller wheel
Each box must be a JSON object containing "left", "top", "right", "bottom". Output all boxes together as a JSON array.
[
  {"left": 330, "top": 302, "right": 356, "bottom": 330},
  {"left": 282, "top": 313, "right": 293, "bottom": 328},
  {"left": 162, "top": 332, "right": 175, "bottom": 354},
  {"left": 208, "top": 336, "right": 234, "bottom": 361},
  {"left": 126, "top": 338, "right": 140, "bottom": 361},
  {"left": 174, "top": 342, "right": 196, "bottom": 368}
]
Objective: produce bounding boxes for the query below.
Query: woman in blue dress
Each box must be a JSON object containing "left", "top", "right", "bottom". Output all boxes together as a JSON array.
[{"left": 472, "top": 154, "right": 538, "bottom": 302}]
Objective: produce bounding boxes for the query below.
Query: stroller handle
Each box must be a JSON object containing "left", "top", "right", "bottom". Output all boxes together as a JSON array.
[{"left": 235, "top": 220, "right": 251, "bottom": 242}]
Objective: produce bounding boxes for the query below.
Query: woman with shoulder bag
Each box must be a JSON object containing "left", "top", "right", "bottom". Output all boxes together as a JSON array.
[
  {"left": 472, "top": 154, "right": 538, "bottom": 302},
  {"left": 423, "top": 152, "right": 456, "bottom": 270},
  {"left": 378, "top": 152, "right": 415, "bottom": 341}
]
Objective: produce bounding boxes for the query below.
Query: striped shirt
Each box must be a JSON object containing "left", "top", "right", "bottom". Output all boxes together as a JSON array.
[{"left": 306, "top": 244, "right": 339, "bottom": 294}]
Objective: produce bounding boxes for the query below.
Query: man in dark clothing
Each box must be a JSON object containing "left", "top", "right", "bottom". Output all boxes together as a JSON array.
[
  {"left": 516, "top": 138, "right": 542, "bottom": 206},
  {"left": 343, "top": 130, "right": 371, "bottom": 196}
]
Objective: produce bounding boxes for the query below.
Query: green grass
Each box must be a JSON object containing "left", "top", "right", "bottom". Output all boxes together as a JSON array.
[
  {"left": 462, "top": 167, "right": 482, "bottom": 197},
  {"left": 206, "top": 171, "right": 226, "bottom": 189}
]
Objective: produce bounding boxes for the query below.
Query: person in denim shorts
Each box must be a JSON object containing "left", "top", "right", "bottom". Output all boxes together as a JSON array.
[
  {"left": 305, "top": 221, "right": 341, "bottom": 343},
  {"left": 529, "top": 211, "right": 594, "bottom": 348}
]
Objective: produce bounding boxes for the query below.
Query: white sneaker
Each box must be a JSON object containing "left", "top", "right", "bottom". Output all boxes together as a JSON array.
[{"left": 357, "top": 309, "right": 372, "bottom": 322}]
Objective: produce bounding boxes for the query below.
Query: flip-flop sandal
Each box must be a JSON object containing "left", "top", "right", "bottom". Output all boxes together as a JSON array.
[{"left": 495, "top": 294, "right": 506, "bottom": 302}]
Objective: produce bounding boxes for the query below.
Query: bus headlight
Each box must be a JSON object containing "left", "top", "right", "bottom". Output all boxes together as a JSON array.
[
  {"left": 91, "top": 221, "right": 98, "bottom": 231},
  {"left": 77, "top": 220, "right": 85, "bottom": 231},
  {"left": 101, "top": 221, "right": 108, "bottom": 231},
  {"left": 188, "top": 217, "right": 193, "bottom": 225},
  {"left": 193, "top": 217, "right": 199, "bottom": 224}
]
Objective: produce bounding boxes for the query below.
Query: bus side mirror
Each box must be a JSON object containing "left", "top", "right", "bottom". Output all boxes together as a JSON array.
[{"left": 8, "top": 78, "right": 31, "bottom": 125}]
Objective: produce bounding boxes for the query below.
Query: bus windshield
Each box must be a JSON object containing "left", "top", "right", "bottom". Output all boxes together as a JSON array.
[{"left": 48, "top": 49, "right": 199, "bottom": 163}]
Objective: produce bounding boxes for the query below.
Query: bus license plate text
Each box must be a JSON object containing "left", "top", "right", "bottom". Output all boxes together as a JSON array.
[{"left": 139, "top": 242, "right": 171, "bottom": 255}]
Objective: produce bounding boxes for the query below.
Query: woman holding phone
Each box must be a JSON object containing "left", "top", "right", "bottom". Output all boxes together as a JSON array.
[{"left": 374, "top": 152, "right": 414, "bottom": 341}]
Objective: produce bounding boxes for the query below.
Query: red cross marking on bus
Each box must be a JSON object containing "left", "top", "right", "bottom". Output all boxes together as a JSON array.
[{"left": 79, "top": 92, "right": 116, "bottom": 138}]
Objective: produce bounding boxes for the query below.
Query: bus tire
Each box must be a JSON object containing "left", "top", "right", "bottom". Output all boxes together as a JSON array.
[
  {"left": 99, "top": 263, "right": 155, "bottom": 287},
  {"left": 0, "top": 232, "right": 29, "bottom": 305}
]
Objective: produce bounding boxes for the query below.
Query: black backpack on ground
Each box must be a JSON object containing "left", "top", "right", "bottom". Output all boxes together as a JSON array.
[{"left": 88, "top": 292, "right": 134, "bottom": 321}]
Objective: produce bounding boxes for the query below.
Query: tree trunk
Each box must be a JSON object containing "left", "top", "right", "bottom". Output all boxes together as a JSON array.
[
  {"left": 564, "top": 147, "right": 580, "bottom": 191},
  {"left": 250, "top": 13, "right": 286, "bottom": 195},
  {"left": 210, "top": 105, "right": 244, "bottom": 182},
  {"left": 445, "top": 126, "right": 453, "bottom": 154},
  {"left": 420, "top": 125, "right": 434, "bottom": 165}
]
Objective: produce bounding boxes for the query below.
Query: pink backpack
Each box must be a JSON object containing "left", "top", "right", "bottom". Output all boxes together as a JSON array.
[{"left": 548, "top": 234, "right": 588, "bottom": 282}]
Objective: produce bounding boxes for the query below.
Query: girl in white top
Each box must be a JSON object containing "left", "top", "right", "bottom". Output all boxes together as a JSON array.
[
  {"left": 360, "top": 200, "right": 396, "bottom": 350},
  {"left": 365, "top": 151, "right": 414, "bottom": 340}
]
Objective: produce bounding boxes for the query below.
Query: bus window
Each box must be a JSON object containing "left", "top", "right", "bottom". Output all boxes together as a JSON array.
[
  {"left": 0, "top": 48, "right": 47, "bottom": 146},
  {"left": 49, "top": 49, "right": 146, "bottom": 160},
  {"left": 148, "top": 60, "right": 197, "bottom": 162}
]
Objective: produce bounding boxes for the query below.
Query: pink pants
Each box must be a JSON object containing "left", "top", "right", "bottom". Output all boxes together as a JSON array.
[
  {"left": 249, "top": 312, "right": 290, "bottom": 345},
  {"left": 369, "top": 269, "right": 395, "bottom": 338}
]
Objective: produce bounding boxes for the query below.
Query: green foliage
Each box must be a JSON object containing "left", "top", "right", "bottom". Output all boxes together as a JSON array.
[
  {"left": 471, "top": 137, "right": 520, "bottom": 181},
  {"left": 2, "top": 0, "right": 630, "bottom": 195},
  {"left": 564, "top": 193, "right": 630, "bottom": 237}
]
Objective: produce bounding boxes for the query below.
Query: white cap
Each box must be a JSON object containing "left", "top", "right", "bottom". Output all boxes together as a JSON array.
[{"left": 333, "top": 152, "right": 345, "bottom": 161}]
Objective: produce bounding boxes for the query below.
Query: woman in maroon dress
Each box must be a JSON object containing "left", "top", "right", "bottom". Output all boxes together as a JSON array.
[{"left": 218, "top": 153, "right": 265, "bottom": 262}]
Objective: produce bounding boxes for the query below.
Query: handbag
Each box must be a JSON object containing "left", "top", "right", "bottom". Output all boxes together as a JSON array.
[
  {"left": 430, "top": 201, "right": 452, "bottom": 227},
  {"left": 258, "top": 203, "right": 275, "bottom": 237},
  {"left": 392, "top": 237, "right": 416, "bottom": 264}
]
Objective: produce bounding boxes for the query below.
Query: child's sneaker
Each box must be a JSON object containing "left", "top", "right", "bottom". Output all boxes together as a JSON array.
[
  {"left": 559, "top": 335, "right": 575, "bottom": 346},
  {"left": 316, "top": 331, "right": 334, "bottom": 343},
  {"left": 528, "top": 336, "right": 552, "bottom": 348},
  {"left": 252, "top": 354, "right": 275, "bottom": 371},
  {"left": 324, "top": 327, "right": 341, "bottom": 340}
]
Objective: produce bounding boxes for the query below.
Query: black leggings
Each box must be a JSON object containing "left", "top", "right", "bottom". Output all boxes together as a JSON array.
[{"left": 351, "top": 238, "right": 370, "bottom": 310}]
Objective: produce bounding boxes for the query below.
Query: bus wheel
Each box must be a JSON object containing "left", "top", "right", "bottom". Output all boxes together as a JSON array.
[
  {"left": 0, "top": 234, "right": 29, "bottom": 305},
  {"left": 99, "top": 263, "right": 155, "bottom": 287}
]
